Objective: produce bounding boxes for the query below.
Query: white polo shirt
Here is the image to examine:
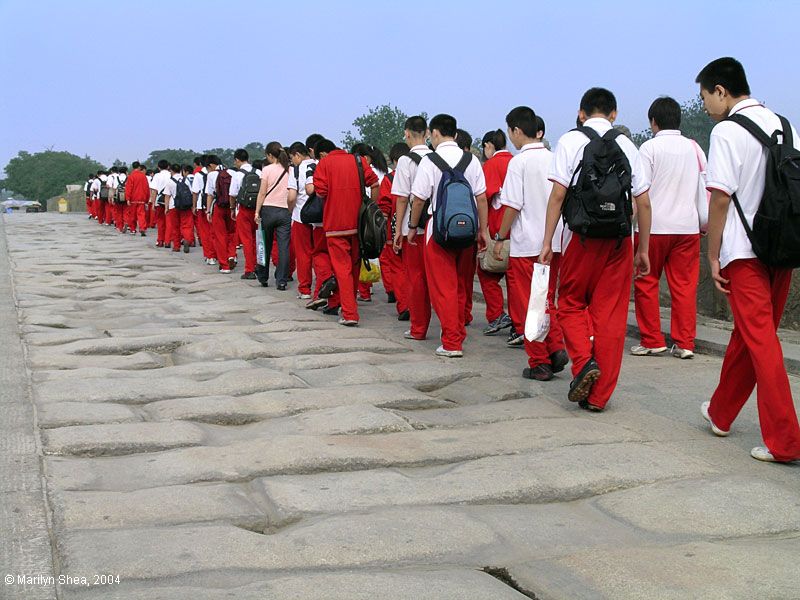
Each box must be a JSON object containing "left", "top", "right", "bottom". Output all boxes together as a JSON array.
[
  {"left": 391, "top": 144, "right": 431, "bottom": 235},
  {"left": 228, "top": 163, "right": 253, "bottom": 198},
  {"left": 150, "top": 169, "right": 171, "bottom": 205},
  {"left": 410, "top": 141, "right": 486, "bottom": 235},
  {"left": 706, "top": 98, "right": 800, "bottom": 268},
  {"left": 500, "top": 142, "right": 560, "bottom": 257},
  {"left": 191, "top": 168, "right": 207, "bottom": 208},
  {"left": 163, "top": 174, "right": 181, "bottom": 210},
  {"left": 107, "top": 173, "right": 118, "bottom": 191},
  {"left": 638, "top": 130, "right": 706, "bottom": 235},
  {"left": 204, "top": 169, "right": 220, "bottom": 198},
  {"left": 287, "top": 158, "right": 317, "bottom": 223},
  {"left": 90, "top": 178, "right": 101, "bottom": 197}
]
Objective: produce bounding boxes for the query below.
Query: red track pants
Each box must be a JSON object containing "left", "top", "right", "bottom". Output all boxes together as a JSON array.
[
  {"left": 126, "top": 203, "right": 147, "bottom": 233},
  {"left": 326, "top": 234, "right": 360, "bottom": 321},
  {"left": 381, "top": 243, "right": 408, "bottom": 313},
  {"left": 403, "top": 235, "right": 431, "bottom": 339},
  {"left": 709, "top": 259, "right": 800, "bottom": 461},
  {"left": 113, "top": 203, "right": 125, "bottom": 231},
  {"left": 558, "top": 237, "right": 633, "bottom": 409},
  {"left": 634, "top": 233, "right": 700, "bottom": 350},
  {"left": 86, "top": 197, "right": 94, "bottom": 217},
  {"left": 166, "top": 208, "right": 195, "bottom": 249},
  {"left": 236, "top": 206, "right": 257, "bottom": 274},
  {"left": 292, "top": 221, "right": 314, "bottom": 295},
  {"left": 211, "top": 205, "right": 236, "bottom": 266},
  {"left": 311, "top": 227, "right": 338, "bottom": 307},
  {"left": 196, "top": 210, "right": 213, "bottom": 259},
  {"left": 154, "top": 205, "right": 166, "bottom": 244}
]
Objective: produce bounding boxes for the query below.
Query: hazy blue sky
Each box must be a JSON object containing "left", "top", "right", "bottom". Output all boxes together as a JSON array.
[{"left": 1, "top": 0, "right": 798, "bottom": 173}]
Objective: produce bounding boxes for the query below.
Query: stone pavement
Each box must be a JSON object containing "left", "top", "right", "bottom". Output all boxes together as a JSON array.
[{"left": 2, "top": 212, "right": 799, "bottom": 600}]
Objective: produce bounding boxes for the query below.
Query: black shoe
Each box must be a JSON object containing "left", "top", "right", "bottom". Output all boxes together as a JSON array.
[
  {"left": 156, "top": 242, "right": 164, "bottom": 248},
  {"left": 182, "top": 240, "right": 190, "bottom": 254},
  {"left": 322, "top": 305, "right": 340, "bottom": 315},
  {"left": 306, "top": 297, "right": 327, "bottom": 310},
  {"left": 277, "top": 282, "right": 287, "bottom": 291},
  {"left": 550, "top": 350, "right": 569, "bottom": 374},
  {"left": 568, "top": 359, "right": 601, "bottom": 403},
  {"left": 287, "top": 276, "right": 294, "bottom": 282},
  {"left": 241, "top": 272, "right": 256, "bottom": 280},
  {"left": 506, "top": 331, "right": 524, "bottom": 347},
  {"left": 523, "top": 364, "right": 554, "bottom": 381},
  {"left": 387, "top": 291, "right": 397, "bottom": 303},
  {"left": 397, "top": 309, "right": 410, "bottom": 321},
  {"left": 318, "top": 276, "right": 338, "bottom": 299},
  {"left": 578, "top": 399, "right": 604, "bottom": 412},
  {"left": 140, "top": 231, "right": 146, "bottom": 237},
  {"left": 228, "top": 257, "right": 236, "bottom": 271}
]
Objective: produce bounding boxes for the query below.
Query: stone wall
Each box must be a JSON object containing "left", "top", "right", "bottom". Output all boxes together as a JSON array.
[{"left": 45, "top": 189, "right": 85, "bottom": 213}]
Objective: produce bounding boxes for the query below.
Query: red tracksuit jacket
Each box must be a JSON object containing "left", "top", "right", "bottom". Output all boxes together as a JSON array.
[
  {"left": 483, "top": 151, "right": 513, "bottom": 234},
  {"left": 314, "top": 150, "right": 378, "bottom": 236},
  {"left": 125, "top": 170, "right": 150, "bottom": 203}
]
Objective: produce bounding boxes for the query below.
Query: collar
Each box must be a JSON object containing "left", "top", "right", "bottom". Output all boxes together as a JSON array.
[
  {"left": 655, "top": 129, "right": 682, "bottom": 137},
  {"left": 410, "top": 144, "right": 429, "bottom": 153},
  {"left": 239, "top": 163, "right": 252, "bottom": 171},
  {"left": 584, "top": 117, "right": 613, "bottom": 128},
  {"left": 729, "top": 98, "right": 762, "bottom": 116},
  {"left": 329, "top": 149, "right": 347, "bottom": 156},
  {"left": 494, "top": 149, "right": 511, "bottom": 155},
  {"left": 520, "top": 142, "right": 545, "bottom": 151},
  {"left": 436, "top": 141, "right": 458, "bottom": 150}
]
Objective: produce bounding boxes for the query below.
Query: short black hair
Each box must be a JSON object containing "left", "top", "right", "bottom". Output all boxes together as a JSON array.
[
  {"left": 455, "top": 129, "right": 472, "bottom": 151},
  {"left": 157, "top": 159, "right": 169, "bottom": 170},
  {"left": 200, "top": 154, "right": 210, "bottom": 166},
  {"left": 252, "top": 159, "right": 264, "bottom": 171},
  {"left": 314, "top": 138, "right": 337, "bottom": 156},
  {"left": 648, "top": 96, "right": 682, "bottom": 130},
  {"left": 580, "top": 87, "right": 617, "bottom": 117},
  {"left": 170, "top": 163, "right": 181, "bottom": 173},
  {"left": 193, "top": 156, "right": 202, "bottom": 166},
  {"left": 145, "top": 169, "right": 153, "bottom": 176},
  {"left": 119, "top": 166, "right": 128, "bottom": 174},
  {"left": 389, "top": 142, "right": 410, "bottom": 164},
  {"left": 404, "top": 116, "right": 427, "bottom": 135},
  {"left": 536, "top": 115, "right": 546, "bottom": 137},
  {"left": 505, "top": 106, "right": 538, "bottom": 138},
  {"left": 430, "top": 114, "right": 457, "bottom": 138},
  {"left": 289, "top": 141, "right": 309, "bottom": 156},
  {"left": 695, "top": 57, "right": 750, "bottom": 96},
  {"left": 234, "top": 148, "right": 249, "bottom": 162},
  {"left": 305, "top": 133, "right": 324, "bottom": 154},
  {"left": 482, "top": 129, "right": 507, "bottom": 151},
  {"left": 206, "top": 155, "right": 221, "bottom": 166},
  {"left": 181, "top": 164, "right": 192, "bottom": 173}
]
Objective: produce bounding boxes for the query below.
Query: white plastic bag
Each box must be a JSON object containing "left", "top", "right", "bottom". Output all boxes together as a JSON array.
[
  {"left": 525, "top": 263, "right": 551, "bottom": 342},
  {"left": 256, "top": 221, "right": 267, "bottom": 267}
]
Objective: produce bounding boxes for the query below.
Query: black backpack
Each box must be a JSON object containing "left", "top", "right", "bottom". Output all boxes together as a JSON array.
[
  {"left": 199, "top": 171, "right": 208, "bottom": 210},
  {"left": 728, "top": 113, "right": 800, "bottom": 268},
  {"left": 300, "top": 162, "right": 323, "bottom": 224},
  {"left": 172, "top": 176, "right": 193, "bottom": 210},
  {"left": 237, "top": 167, "right": 261, "bottom": 209},
  {"left": 114, "top": 176, "right": 126, "bottom": 204},
  {"left": 355, "top": 154, "right": 387, "bottom": 260},
  {"left": 563, "top": 127, "right": 633, "bottom": 240}
]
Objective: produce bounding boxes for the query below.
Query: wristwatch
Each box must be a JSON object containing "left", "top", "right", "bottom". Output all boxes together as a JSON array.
[{"left": 493, "top": 232, "right": 507, "bottom": 242}]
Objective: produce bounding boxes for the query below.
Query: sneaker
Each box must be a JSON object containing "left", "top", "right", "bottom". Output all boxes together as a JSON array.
[
  {"left": 550, "top": 350, "right": 569, "bottom": 374},
  {"left": 630, "top": 345, "right": 668, "bottom": 356},
  {"left": 207, "top": 258, "right": 218, "bottom": 266},
  {"left": 240, "top": 272, "right": 256, "bottom": 280},
  {"left": 277, "top": 282, "right": 287, "bottom": 291},
  {"left": 298, "top": 293, "right": 312, "bottom": 300},
  {"left": 219, "top": 268, "right": 232, "bottom": 274},
  {"left": 671, "top": 344, "right": 695, "bottom": 359},
  {"left": 523, "top": 364, "right": 554, "bottom": 381},
  {"left": 172, "top": 246, "right": 181, "bottom": 252},
  {"left": 435, "top": 345, "right": 463, "bottom": 358},
  {"left": 578, "top": 399, "right": 604, "bottom": 412},
  {"left": 140, "top": 231, "right": 146, "bottom": 237},
  {"left": 750, "top": 447, "right": 778, "bottom": 462},
  {"left": 182, "top": 240, "right": 190, "bottom": 254},
  {"left": 507, "top": 331, "right": 524, "bottom": 347},
  {"left": 397, "top": 309, "right": 410, "bottom": 321},
  {"left": 306, "top": 298, "right": 327, "bottom": 311},
  {"left": 318, "top": 276, "right": 338, "bottom": 299},
  {"left": 700, "top": 401, "right": 730, "bottom": 437},
  {"left": 357, "top": 295, "right": 372, "bottom": 303},
  {"left": 483, "top": 313, "right": 513, "bottom": 335},
  {"left": 129, "top": 230, "right": 136, "bottom": 235},
  {"left": 404, "top": 330, "right": 425, "bottom": 340},
  {"left": 227, "top": 257, "right": 236, "bottom": 271},
  {"left": 156, "top": 242, "right": 164, "bottom": 248},
  {"left": 322, "top": 305, "right": 340, "bottom": 316},
  {"left": 338, "top": 317, "right": 358, "bottom": 327},
  {"left": 568, "top": 359, "right": 601, "bottom": 403},
  {"left": 387, "top": 291, "right": 397, "bottom": 303}
]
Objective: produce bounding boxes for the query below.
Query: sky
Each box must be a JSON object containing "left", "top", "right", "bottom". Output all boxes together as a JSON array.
[{"left": 1, "top": 0, "right": 799, "bottom": 173}]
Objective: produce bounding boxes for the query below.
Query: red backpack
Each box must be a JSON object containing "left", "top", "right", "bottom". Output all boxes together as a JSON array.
[{"left": 214, "top": 169, "right": 233, "bottom": 207}]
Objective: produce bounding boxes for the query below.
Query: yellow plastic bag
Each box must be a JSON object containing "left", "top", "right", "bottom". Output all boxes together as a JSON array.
[{"left": 359, "top": 259, "right": 381, "bottom": 284}]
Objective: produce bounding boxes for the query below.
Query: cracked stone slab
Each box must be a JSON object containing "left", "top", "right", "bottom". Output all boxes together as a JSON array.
[
  {"left": 42, "top": 421, "right": 207, "bottom": 457},
  {"left": 596, "top": 475, "right": 800, "bottom": 538},
  {"left": 430, "top": 375, "right": 537, "bottom": 405},
  {"left": 52, "top": 483, "right": 267, "bottom": 532},
  {"left": 38, "top": 402, "right": 140, "bottom": 429},
  {"left": 294, "top": 361, "right": 480, "bottom": 390},
  {"left": 258, "top": 350, "right": 430, "bottom": 372},
  {"left": 256, "top": 442, "right": 716, "bottom": 516},
  {"left": 46, "top": 418, "right": 644, "bottom": 491},
  {"left": 142, "top": 383, "right": 449, "bottom": 425},
  {"left": 395, "top": 397, "right": 570, "bottom": 428},
  {"left": 34, "top": 359, "right": 252, "bottom": 382}
]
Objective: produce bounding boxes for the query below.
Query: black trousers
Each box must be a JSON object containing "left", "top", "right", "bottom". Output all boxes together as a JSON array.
[{"left": 257, "top": 205, "right": 292, "bottom": 285}]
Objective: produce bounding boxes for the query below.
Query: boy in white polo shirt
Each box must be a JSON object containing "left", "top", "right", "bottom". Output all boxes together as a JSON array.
[
  {"left": 697, "top": 57, "right": 800, "bottom": 463},
  {"left": 287, "top": 141, "right": 317, "bottom": 298},
  {"left": 492, "top": 106, "right": 568, "bottom": 381},
  {"left": 541, "top": 88, "right": 653, "bottom": 412},
  {"left": 632, "top": 97, "right": 707, "bottom": 360},
  {"left": 407, "top": 114, "right": 488, "bottom": 358}
]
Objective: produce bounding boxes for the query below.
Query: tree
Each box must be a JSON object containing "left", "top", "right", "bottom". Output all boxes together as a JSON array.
[
  {"left": 146, "top": 148, "right": 198, "bottom": 168},
  {"left": 3, "top": 150, "right": 104, "bottom": 201},
  {"left": 242, "top": 142, "right": 265, "bottom": 163},
  {"left": 342, "top": 104, "right": 414, "bottom": 154},
  {"left": 631, "top": 97, "right": 714, "bottom": 153}
]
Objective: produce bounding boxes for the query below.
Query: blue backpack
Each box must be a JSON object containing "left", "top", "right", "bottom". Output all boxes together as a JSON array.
[{"left": 427, "top": 151, "right": 478, "bottom": 249}]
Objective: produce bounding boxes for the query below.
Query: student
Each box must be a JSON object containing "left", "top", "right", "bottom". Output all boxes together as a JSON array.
[
  {"left": 455, "top": 127, "right": 477, "bottom": 327},
  {"left": 456, "top": 129, "right": 473, "bottom": 153},
  {"left": 254, "top": 142, "right": 292, "bottom": 289},
  {"left": 697, "top": 57, "right": 800, "bottom": 463},
  {"left": 408, "top": 114, "right": 489, "bottom": 357},
  {"left": 479, "top": 129, "right": 514, "bottom": 337},
  {"left": 313, "top": 141, "right": 379, "bottom": 325},
  {"left": 492, "top": 106, "right": 568, "bottom": 380},
  {"left": 631, "top": 96, "right": 707, "bottom": 359},
  {"left": 148, "top": 160, "right": 171, "bottom": 247},
  {"left": 380, "top": 142, "right": 411, "bottom": 320},
  {"left": 163, "top": 164, "right": 195, "bottom": 252},
  {"left": 288, "top": 141, "right": 317, "bottom": 298},
  {"left": 94, "top": 170, "right": 109, "bottom": 225},
  {"left": 118, "top": 167, "right": 131, "bottom": 233},
  {"left": 541, "top": 87, "right": 652, "bottom": 412},
  {"left": 145, "top": 169, "right": 155, "bottom": 229},
  {"left": 392, "top": 116, "right": 433, "bottom": 340},
  {"left": 90, "top": 171, "right": 104, "bottom": 222},
  {"left": 114, "top": 167, "right": 128, "bottom": 232},
  {"left": 205, "top": 155, "right": 237, "bottom": 273},
  {"left": 101, "top": 169, "right": 114, "bottom": 226},
  {"left": 84, "top": 174, "right": 95, "bottom": 219},
  {"left": 191, "top": 155, "right": 215, "bottom": 265},
  {"left": 229, "top": 149, "right": 258, "bottom": 279},
  {"left": 125, "top": 162, "right": 150, "bottom": 236}
]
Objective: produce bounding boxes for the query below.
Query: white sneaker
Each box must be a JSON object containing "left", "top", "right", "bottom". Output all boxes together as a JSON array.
[
  {"left": 338, "top": 318, "right": 358, "bottom": 327},
  {"left": 701, "top": 401, "right": 730, "bottom": 437},
  {"left": 750, "top": 446, "right": 777, "bottom": 462},
  {"left": 404, "top": 330, "right": 424, "bottom": 340},
  {"left": 630, "top": 345, "right": 668, "bottom": 356},
  {"left": 219, "top": 268, "right": 231, "bottom": 274},
  {"left": 207, "top": 258, "right": 218, "bottom": 266},
  {"left": 435, "top": 345, "right": 463, "bottom": 358},
  {"left": 671, "top": 344, "right": 695, "bottom": 359},
  {"left": 297, "top": 293, "right": 312, "bottom": 300}
]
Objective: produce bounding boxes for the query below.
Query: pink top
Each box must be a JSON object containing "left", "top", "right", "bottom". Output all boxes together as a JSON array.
[{"left": 261, "top": 163, "right": 289, "bottom": 208}]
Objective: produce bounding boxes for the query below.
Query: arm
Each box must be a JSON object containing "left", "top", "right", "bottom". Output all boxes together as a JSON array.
[
  {"left": 633, "top": 191, "right": 652, "bottom": 278},
  {"left": 475, "top": 193, "right": 488, "bottom": 252},
  {"left": 492, "top": 207, "right": 520, "bottom": 261},
  {"left": 287, "top": 188, "right": 298, "bottom": 214},
  {"left": 254, "top": 175, "right": 269, "bottom": 222},
  {"left": 539, "top": 183, "right": 567, "bottom": 265},
  {"left": 393, "top": 195, "right": 409, "bottom": 251},
  {"left": 706, "top": 189, "right": 731, "bottom": 294},
  {"left": 370, "top": 184, "right": 379, "bottom": 202}
]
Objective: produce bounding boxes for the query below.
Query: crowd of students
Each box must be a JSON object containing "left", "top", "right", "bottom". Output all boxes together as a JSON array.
[{"left": 82, "top": 57, "right": 800, "bottom": 463}]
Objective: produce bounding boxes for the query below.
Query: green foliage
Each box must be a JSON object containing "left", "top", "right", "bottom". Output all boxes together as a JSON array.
[
  {"left": 3, "top": 150, "right": 104, "bottom": 201},
  {"left": 342, "top": 104, "right": 416, "bottom": 154},
  {"left": 631, "top": 97, "right": 714, "bottom": 153},
  {"left": 145, "top": 148, "right": 198, "bottom": 168}
]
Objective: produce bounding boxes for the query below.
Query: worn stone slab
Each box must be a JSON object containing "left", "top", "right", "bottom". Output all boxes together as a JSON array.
[
  {"left": 511, "top": 537, "right": 800, "bottom": 600},
  {"left": 142, "top": 383, "right": 449, "bottom": 425},
  {"left": 52, "top": 483, "right": 266, "bottom": 531},
  {"left": 47, "top": 418, "right": 644, "bottom": 491},
  {"left": 170, "top": 333, "right": 273, "bottom": 362},
  {"left": 23, "top": 328, "right": 103, "bottom": 346},
  {"left": 37, "top": 402, "right": 140, "bottom": 429},
  {"left": 28, "top": 350, "right": 165, "bottom": 372},
  {"left": 42, "top": 421, "right": 207, "bottom": 457},
  {"left": 396, "top": 397, "right": 570, "bottom": 428},
  {"left": 46, "top": 334, "right": 194, "bottom": 357},
  {"left": 60, "top": 569, "right": 530, "bottom": 600},
  {"left": 294, "top": 361, "right": 480, "bottom": 390},
  {"left": 34, "top": 359, "right": 252, "bottom": 382},
  {"left": 259, "top": 350, "right": 430, "bottom": 372},
  {"left": 430, "top": 375, "right": 538, "bottom": 405},
  {"left": 597, "top": 475, "right": 800, "bottom": 538},
  {"left": 257, "top": 442, "right": 715, "bottom": 515}
]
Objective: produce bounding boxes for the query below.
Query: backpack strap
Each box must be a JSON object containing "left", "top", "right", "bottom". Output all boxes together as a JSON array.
[
  {"left": 778, "top": 115, "right": 794, "bottom": 148},
  {"left": 408, "top": 151, "right": 422, "bottom": 166},
  {"left": 426, "top": 151, "right": 452, "bottom": 173},
  {"left": 575, "top": 125, "right": 601, "bottom": 141},
  {"left": 727, "top": 113, "right": 776, "bottom": 147},
  {"left": 354, "top": 154, "right": 368, "bottom": 201},
  {"left": 386, "top": 171, "right": 395, "bottom": 184},
  {"left": 454, "top": 151, "right": 473, "bottom": 174},
  {"left": 602, "top": 129, "right": 624, "bottom": 142}
]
